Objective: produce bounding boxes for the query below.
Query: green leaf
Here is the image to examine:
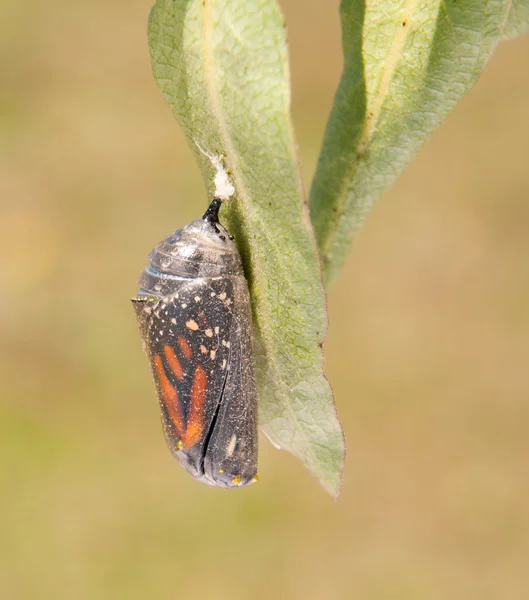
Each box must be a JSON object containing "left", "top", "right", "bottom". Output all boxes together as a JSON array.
[
  {"left": 148, "top": 0, "right": 345, "bottom": 495},
  {"left": 310, "top": 0, "right": 529, "bottom": 286},
  {"left": 502, "top": 0, "right": 529, "bottom": 39}
]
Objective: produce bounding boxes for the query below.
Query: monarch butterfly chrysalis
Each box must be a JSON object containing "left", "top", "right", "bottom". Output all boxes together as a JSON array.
[{"left": 132, "top": 198, "right": 258, "bottom": 488}]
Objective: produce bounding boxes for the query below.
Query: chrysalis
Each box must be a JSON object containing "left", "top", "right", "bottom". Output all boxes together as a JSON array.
[{"left": 132, "top": 198, "right": 258, "bottom": 487}]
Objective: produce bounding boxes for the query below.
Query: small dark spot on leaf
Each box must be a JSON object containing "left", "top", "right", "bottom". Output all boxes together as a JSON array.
[
  {"left": 402, "top": 20, "right": 407, "bottom": 27},
  {"left": 322, "top": 255, "right": 329, "bottom": 264}
]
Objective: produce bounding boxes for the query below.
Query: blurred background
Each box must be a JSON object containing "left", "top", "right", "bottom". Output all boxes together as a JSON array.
[{"left": 1, "top": 1, "right": 528, "bottom": 598}]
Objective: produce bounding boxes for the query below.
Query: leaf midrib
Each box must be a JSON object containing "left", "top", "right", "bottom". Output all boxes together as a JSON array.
[{"left": 321, "top": 0, "right": 425, "bottom": 260}]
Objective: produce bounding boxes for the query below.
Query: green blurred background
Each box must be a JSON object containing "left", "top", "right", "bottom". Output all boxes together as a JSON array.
[{"left": 2, "top": 1, "right": 529, "bottom": 598}]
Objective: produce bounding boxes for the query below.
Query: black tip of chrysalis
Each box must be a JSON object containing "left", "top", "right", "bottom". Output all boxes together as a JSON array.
[{"left": 202, "top": 198, "right": 222, "bottom": 224}]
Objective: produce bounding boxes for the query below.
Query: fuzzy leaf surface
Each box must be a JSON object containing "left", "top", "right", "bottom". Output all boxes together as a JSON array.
[
  {"left": 310, "top": 0, "right": 529, "bottom": 285},
  {"left": 149, "top": 0, "right": 345, "bottom": 495}
]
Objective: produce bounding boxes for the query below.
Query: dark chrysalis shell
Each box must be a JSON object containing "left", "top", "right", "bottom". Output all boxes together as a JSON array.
[{"left": 131, "top": 199, "right": 258, "bottom": 488}]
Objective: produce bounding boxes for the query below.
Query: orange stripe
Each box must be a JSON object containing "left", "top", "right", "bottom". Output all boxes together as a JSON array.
[
  {"left": 178, "top": 336, "right": 192, "bottom": 359},
  {"left": 182, "top": 364, "right": 207, "bottom": 447},
  {"left": 154, "top": 354, "right": 184, "bottom": 436},
  {"left": 164, "top": 344, "right": 183, "bottom": 381}
]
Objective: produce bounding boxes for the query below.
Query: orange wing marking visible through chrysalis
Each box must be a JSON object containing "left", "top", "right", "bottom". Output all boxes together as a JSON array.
[
  {"left": 164, "top": 345, "right": 183, "bottom": 380},
  {"left": 154, "top": 354, "right": 185, "bottom": 437},
  {"left": 178, "top": 336, "right": 192, "bottom": 359},
  {"left": 183, "top": 365, "right": 207, "bottom": 447},
  {"left": 154, "top": 354, "right": 207, "bottom": 448}
]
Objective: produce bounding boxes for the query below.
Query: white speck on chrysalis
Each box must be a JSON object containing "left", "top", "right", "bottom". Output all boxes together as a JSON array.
[
  {"left": 226, "top": 434, "right": 237, "bottom": 457},
  {"left": 194, "top": 141, "right": 235, "bottom": 200}
]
